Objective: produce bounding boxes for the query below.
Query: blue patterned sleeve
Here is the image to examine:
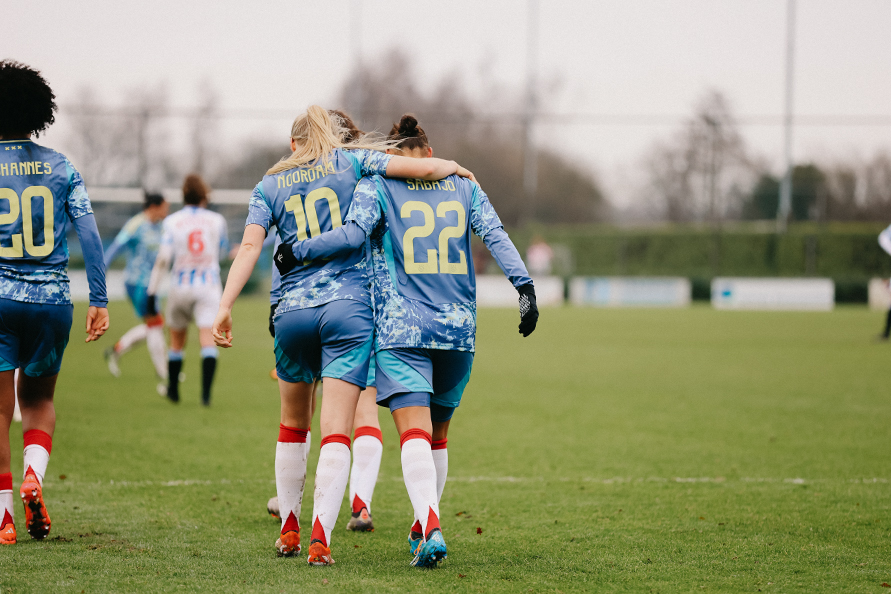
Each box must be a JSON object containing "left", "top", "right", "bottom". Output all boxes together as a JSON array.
[
  {"left": 469, "top": 183, "right": 504, "bottom": 239},
  {"left": 345, "top": 176, "right": 383, "bottom": 236},
  {"left": 64, "top": 158, "right": 94, "bottom": 220},
  {"left": 245, "top": 182, "right": 272, "bottom": 232},
  {"left": 355, "top": 149, "right": 393, "bottom": 178}
]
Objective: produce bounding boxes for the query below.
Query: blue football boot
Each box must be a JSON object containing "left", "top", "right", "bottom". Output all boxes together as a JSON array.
[{"left": 410, "top": 529, "right": 447, "bottom": 568}]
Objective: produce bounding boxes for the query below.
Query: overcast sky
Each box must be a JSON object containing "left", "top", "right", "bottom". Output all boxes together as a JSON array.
[{"left": 5, "top": 0, "right": 890, "bottom": 204}]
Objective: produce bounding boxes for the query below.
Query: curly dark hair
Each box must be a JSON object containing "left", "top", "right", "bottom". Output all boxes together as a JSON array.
[{"left": 0, "top": 60, "right": 57, "bottom": 138}]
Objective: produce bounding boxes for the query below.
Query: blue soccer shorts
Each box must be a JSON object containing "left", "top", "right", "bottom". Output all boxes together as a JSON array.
[
  {"left": 125, "top": 282, "right": 150, "bottom": 318},
  {"left": 273, "top": 299, "right": 373, "bottom": 388},
  {"left": 365, "top": 353, "right": 376, "bottom": 389},
  {"left": 374, "top": 348, "right": 474, "bottom": 422},
  {"left": 0, "top": 298, "right": 73, "bottom": 378}
]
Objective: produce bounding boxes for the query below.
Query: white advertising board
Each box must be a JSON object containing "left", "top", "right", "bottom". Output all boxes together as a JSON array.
[
  {"left": 711, "top": 277, "right": 834, "bottom": 311},
  {"left": 569, "top": 277, "right": 691, "bottom": 307},
  {"left": 868, "top": 278, "right": 891, "bottom": 310},
  {"left": 70, "top": 270, "right": 127, "bottom": 302},
  {"left": 475, "top": 275, "right": 563, "bottom": 306}
]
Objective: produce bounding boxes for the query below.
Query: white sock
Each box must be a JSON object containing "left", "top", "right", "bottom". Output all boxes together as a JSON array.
[
  {"left": 400, "top": 432, "right": 440, "bottom": 538},
  {"left": 146, "top": 325, "right": 168, "bottom": 379},
  {"left": 310, "top": 436, "right": 352, "bottom": 547},
  {"left": 23, "top": 429, "right": 51, "bottom": 485},
  {"left": 349, "top": 428, "right": 383, "bottom": 515},
  {"left": 116, "top": 324, "right": 148, "bottom": 356},
  {"left": 0, "top": 473, "right": 13, "bottom": 528},
  {"left": 432, "top": 440, "right": 448, "bottom": 505},
  {"left": 275, "top": 425, "right": 310, "bottom": 535}
]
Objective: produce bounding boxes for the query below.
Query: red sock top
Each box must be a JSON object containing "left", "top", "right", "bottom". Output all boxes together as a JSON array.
[
  {"left": 320, "top": 433, "right": 351, "bottom": 449},
  {"left": 278, "top": 424, "right": 310, "bottom": 443},
  {"left": 23, "top": 429, "right": 52, "bottom": 454},
  {"left": 425, "top": 506, "right": 441, "bottom": 540},
  {"left": 432, "top": 438, "right": 448, "bottom": 450},
  {"left": 0, "top": 472, "right": 11, "bottom": 491},
  {"left": 310, "top": 516, "right": 327, "bottom": 546},
  {"left": 354, "top": 426, "right": 383, "bottom": 443},
  {"left": 351, "top": 495, "right": 368, "bottom": 514},
  {"left": 399, "top": 428, "right": 432, "bottom": 449}
]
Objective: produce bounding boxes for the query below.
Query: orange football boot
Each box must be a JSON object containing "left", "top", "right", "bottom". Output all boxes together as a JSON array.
[
  {"left": 306, "top": 540, "right": 335, "bottom": 566},
  {"left": 0, "top": 509, "right": 15, "bottom": 545},
  {"left": 275, "top": 511, "right": 301, "bottom": 556},
  {"left": 20, "top": 469, "right": 50, "bottom": 540}
]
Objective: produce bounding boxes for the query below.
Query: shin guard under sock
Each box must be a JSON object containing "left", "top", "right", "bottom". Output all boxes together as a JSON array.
[
  {"left": 400, "top": 430, "right": 440, "bottom": 540},
  {"left": 349, "top": 426, "right": 383, "bottom": 515},
  {"left": 23, "top": 429, "right": 52, "bottom": 485},
  {"left": 201, "top": 347, "right": 218, "bottom": 405},
  {"left": 167, "top": 351, "right": 183, "bottom": 402},
  {"left": 276, "top": 424, "right": 310, "bottom": 535},
  {"left": 0, "top": 473, "right": 13, "bottom": 530},
  {"left": 310, "top": 435, "right": 351, "bottom": 547}
]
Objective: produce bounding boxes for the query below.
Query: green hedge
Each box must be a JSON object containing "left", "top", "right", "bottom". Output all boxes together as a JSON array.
[{"left": 511, "top": 223, "right": 891, "bottom": 281}]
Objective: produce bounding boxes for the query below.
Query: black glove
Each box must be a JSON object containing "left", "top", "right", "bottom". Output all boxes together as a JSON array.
[
  {"left": 145, "top": 294, "right": 158, "bottom": 317},
  {"left": 517, "top": 283, "right": 538, "bottom": 337},
  {"left": 269, "top": 302, "right": 279, "bottom": 338},
  {"left": 274, "top": 242, "right": 299, "bottom": 276}
]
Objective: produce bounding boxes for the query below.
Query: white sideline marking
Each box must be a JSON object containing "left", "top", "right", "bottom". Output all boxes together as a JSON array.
[{"left": 43, "top": 476, "right": 890, "bottom": 488}]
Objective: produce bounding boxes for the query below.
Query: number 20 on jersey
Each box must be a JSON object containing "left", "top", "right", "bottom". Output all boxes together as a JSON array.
[{"left": 0, "top": 185, "right": 54, "bottom": 258}]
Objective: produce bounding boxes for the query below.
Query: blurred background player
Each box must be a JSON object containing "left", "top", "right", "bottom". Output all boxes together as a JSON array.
[
  {"left": 0, "top": 60, "right": 109, "bottom": 545},
  {"left": 147, "top": 174, "right": 232, "bottom": 406},
  {"left": 103, "top": 191, "right": 169, "bottom": 392},
  {"left": 279, "top": 114, "right": 538, "bottom": 568},
  {"left": 213, "top": 105, "right": 474, "bottom": 564},
  {"left": 877, "top": 224, "right": 891, "bottom": 340}
]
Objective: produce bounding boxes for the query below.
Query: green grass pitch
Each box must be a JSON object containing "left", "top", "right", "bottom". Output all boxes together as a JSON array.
[{"left": 2, "top": 298, "right": 890, "bottom": 592}]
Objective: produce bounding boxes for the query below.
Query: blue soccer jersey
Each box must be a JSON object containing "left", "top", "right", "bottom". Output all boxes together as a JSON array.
[
  {"left": 0, "top": 139, "right": 105, "bottom": 306},
  {"left": 104, "top": 212, "right": 163, "bottom": 287},
  {"left": 245, "top": 148, "right": 391, "bottom": 315},
  {"left": 293, "top": 175, "right": 532, "bottom": 352}
]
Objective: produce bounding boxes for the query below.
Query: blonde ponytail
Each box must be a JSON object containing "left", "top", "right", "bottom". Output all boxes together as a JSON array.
[{"left": 267, "top": 105, "right": 397, "bottom": 175}]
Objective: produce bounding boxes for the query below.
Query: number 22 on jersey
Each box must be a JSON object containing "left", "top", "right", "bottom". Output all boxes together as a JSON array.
[
  {"left": 0, "top": 185, "right": 54, "bottom": 258},
  {"left": 401, "top": 200, "right": 467, "bottom": 275}
]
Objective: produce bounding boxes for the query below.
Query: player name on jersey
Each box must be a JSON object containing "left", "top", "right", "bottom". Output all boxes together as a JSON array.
[
  {"left": 405, "top": 179, "right": 457, "bottom": 192},
  {"left": 276, "top": 161, "right": 337, "bottom": 189},
  {"left": 0, "top": 161, "right": 53, "bottom": 176}
]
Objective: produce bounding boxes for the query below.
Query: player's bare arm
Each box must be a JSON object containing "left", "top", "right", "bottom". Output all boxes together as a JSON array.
[{"left": 212, "top": 223, "right": 266, "bottom": 348}]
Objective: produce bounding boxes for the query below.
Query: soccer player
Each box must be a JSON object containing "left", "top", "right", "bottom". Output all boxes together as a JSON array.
[
  {"left": 0, "top": 60, "right": 109, "bottom": 545},
  {"left": 147, "top": 174, "right": 229, "bottom": 406},
  {"left": 877, "top": 225, "right": 891, "bottom": 339},
  {"left": 103, "top": 191, "right": 169, "bottom": 391},
  {"left": 276, "top": 114, "right": 538, "bottom": 567},
  {"left": 211, "top": 105, "right": 475, "bottom": 563},
  {"left": 263, "top": 111, "right": 384, "bottom": 530}
]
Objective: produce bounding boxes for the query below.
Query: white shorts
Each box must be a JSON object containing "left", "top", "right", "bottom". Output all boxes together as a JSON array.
[{"left": 166, "top": 284, "right": 222, "bottom": 330}]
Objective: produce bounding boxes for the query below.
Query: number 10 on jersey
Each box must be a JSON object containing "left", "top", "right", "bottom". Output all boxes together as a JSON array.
[{"left": 284, "top": 188, "right": 343, "bottom": 241}]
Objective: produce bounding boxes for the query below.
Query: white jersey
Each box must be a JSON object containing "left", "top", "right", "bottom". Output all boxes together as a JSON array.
[{"left": 160, "top": 206, "right": 229, "bottom": 288}]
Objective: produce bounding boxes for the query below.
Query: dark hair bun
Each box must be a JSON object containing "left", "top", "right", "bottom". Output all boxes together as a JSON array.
[{"left": 397, "top": 115, "right": 420, "bottom": 138}]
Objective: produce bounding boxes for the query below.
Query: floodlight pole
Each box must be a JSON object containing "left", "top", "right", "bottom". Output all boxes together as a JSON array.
[
  {"left": 350, "top": 0, "right": 364, "bottom": 124},
  {"left": 521, "top": 0, "right": 539, "bottom": 226},
  {"left": 777, "top": 0, "right": 796, "bottom": 232}
]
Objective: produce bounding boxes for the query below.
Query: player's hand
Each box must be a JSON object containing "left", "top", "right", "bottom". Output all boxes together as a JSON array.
[
  {"left": 212, "top": 309, "right": 234, "bottom": 348},
  {"left": 274, "top": 242, "right": 300, "bottom": 275},
  {"left": 145, "top": 294, "right": 158, "bottom": 317},
  {"left": 85, "top": 306, "right": 109, "bottom": 343},
  {"left": 517, "top": 284, "right": 538, "bottom": 337},
  {"left": 268, "top": 302, "right": 279, "bottom": 338},
  {"left": 456, "top": 166, "right": 477, "bottom": 184}
]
